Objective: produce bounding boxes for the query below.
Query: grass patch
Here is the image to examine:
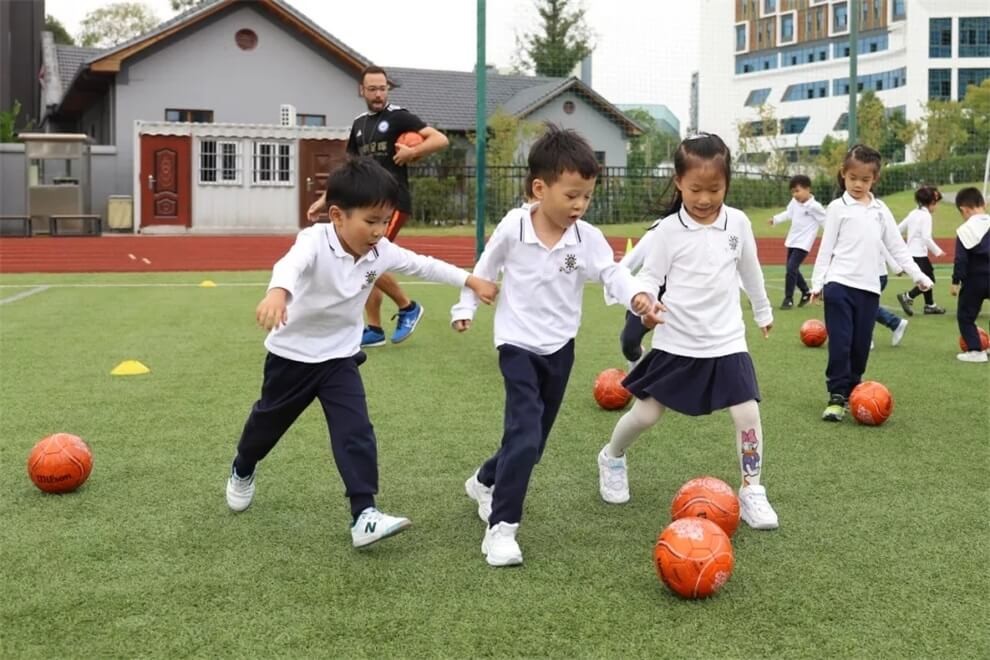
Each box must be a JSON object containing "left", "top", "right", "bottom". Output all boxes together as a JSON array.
[{"left": 1, "top": 271, "right": 987, "bottom": 658}]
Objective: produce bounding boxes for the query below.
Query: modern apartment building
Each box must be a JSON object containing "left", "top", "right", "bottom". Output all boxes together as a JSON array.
[{"left": 696, "top": 0, "right": 990, "bottom": 162}]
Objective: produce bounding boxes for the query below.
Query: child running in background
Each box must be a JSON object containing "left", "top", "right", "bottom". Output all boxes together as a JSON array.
[
  {"left": 596, "top": 133, "right": 779, "bottom": 531},
  {"left": 896, "top": 186, "right": 946, "bottom": 316},
  {"left": 810, "top": 145, "right": 932, "bottom": 421},
  {"left": 950, "top": 187, "right": 990, "bottom": 363},
  {"left": 875, "top": 244, "right": 910, "bottom": 348},
  {"left": 605, "top": 222, "right": 664, "bottom": 370},
  {"left": 769, "top": 174, "right": 826, "bottom": 310}
]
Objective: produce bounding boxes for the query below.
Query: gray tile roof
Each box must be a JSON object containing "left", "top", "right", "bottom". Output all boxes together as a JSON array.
[
  {"left": 385, "top": 67, "right": 563, "bottom": 131},
  {"left": 54, "top": 45, "right": 105, "bottom": 89},
  {"left": 386, "top": 67, "right": 641, "bottom": 136}
]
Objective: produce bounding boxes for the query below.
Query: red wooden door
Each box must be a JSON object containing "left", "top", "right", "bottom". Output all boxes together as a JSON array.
[
  {"left": 140, "top": 135, "right": 191, "bottom": 228},
  {"left": 298, "top": 139, "right": 347, "bottom": 227}
]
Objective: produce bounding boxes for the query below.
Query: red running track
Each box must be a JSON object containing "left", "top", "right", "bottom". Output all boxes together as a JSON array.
[{"left": 0, "top": 235, "right": 956, "bottom": 274}]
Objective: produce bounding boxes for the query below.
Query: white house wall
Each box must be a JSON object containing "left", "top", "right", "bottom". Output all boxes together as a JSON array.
[{"left": 113, "top": 4, "right": 363, "bottom": 222}]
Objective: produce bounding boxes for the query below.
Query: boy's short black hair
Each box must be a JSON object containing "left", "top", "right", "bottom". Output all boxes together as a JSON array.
[
  {"left": 789, "top": 174, "right": 812, "bottom": 190},
  {"left": 323, "top": 157, "right": 400, "bottom": 212},
  {"left": 955, "top": 186, "right": 985, "bottom": 210},
  {"left": 528, "top": 124, "right": 600, "bottom": 185}
]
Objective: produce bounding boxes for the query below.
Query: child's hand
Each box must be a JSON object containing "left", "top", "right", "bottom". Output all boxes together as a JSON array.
[
  {"left": 452, "top": 319, "right": 472, "bottom": 332},
  {"left": 256, "top": 289, "right": 288, "bottom": 330},
  {"left": 642, "top": 301, "right": 668, "bottom": 329},
  {"left": 809, "top": 290, "right": 821, "bottom": 304},
  {"left": 760, "top": 323, "right": 773, "bottom": 339},
  {"left": 950, "top": 283, "right": 960, "bottom": 297},
  {"left": 467, "top": 276, "right": 499, "bottom": 304},
  {"left": 630, "top": 292, "right": 654, "bottom": 315},
  {"left": 767, "top": 218, "right": 774, "bottom": 226}
]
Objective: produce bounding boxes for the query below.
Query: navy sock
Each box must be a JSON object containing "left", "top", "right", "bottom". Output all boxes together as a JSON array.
[
  {"left": 399, "top": 301, "right": 416, "bottom": 313},
  {"left": 232, "top": 456, "right": 255, "bottom": 479},
  {"left": 367, "top": 325, "right": 384, "bottom": 334}
]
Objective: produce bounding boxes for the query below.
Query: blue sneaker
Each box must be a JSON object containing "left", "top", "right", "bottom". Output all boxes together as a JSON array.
[
  {"left": 391, "top": 302, "right": 424, "bottom": 344},
  {"left": 361, "top": 326, "right": 386, "bottom": 347}
]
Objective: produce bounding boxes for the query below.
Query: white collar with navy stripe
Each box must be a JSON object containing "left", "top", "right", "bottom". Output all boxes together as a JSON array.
[
  {"left": 676, "top": 206, "right": 729, "bottom": 231},
  {"left": 323, "top": 223, "right": 379, "bottom": 262},
  {"left": 519, "top": 210, "right": 582, "bottom": 247},
  {"left": 841, "top": 191, "right": 882, "bottom": 209}
]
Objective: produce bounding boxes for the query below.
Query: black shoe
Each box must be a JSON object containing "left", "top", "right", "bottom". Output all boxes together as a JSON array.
[
  {"left": 780, "top": 299, "right": 794, "bottom": 310},
  {"left": 896, "top": 292, "right": 914, "bottom": 316},
  {"left": 798, "top": 292, "right": 812, "bottom": 307},
  {"left": 923, "top": 305, "right": 946, "bottom": 315}
]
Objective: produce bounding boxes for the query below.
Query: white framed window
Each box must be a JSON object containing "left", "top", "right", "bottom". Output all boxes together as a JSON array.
[
  {"left": 735, "top": 22, "right": 749, "bottom": 53},
  {"left": 252, "top": 141, "right": 293, "bottom": 186},
  {"left": 199, "top": 139, "right": 241, "bottom": 185},
  {"left": 778, "top": 11, "right": 797, "bottom": 45}
]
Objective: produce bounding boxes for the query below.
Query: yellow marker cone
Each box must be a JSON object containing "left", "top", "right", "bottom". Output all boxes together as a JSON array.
[
  {"left": 199, "top": 280, "right": 217, "bottom": 288},
  {"left": 111, "top": 360, "right": 151, "bottom": 376},
  {"left": 625, "top": 237, "right": 634, "bottom": 254}
]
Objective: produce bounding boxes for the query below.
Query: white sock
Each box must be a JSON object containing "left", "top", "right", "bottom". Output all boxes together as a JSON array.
[
  {"left": 606, "top": 398, "right": 665, "bottom": 457},
  {"left": 729, "top": 400, "right": 764, "bottom": 488}
]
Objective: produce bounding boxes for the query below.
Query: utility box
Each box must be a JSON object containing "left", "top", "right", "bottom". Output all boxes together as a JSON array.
[{"left": 107, "top": 195, "right": 133, "bottom": 230}]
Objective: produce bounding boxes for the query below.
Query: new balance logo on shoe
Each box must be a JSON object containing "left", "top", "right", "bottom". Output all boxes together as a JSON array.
[{"left": 364, "top": 522, "right": 376, "bottom": 534}]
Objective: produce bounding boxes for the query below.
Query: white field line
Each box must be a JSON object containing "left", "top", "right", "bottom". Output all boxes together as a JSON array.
[{"left": 0, "top": 285, "right": 50, "bottom": 305}]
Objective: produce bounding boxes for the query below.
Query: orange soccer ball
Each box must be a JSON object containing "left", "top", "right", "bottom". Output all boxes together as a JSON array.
[
  {"left": 800, "top": 319, "right": 828, "bottom": 347},
  {"left": 594, "top": 368, "right": 632, "bottom": 410},
  {"left": 396, "top": 131, "right": 424, "bottom": 149},
  {"left": 958, "top": 327, "right": 990, "bottom": 352},
  {"left": 849, "top": 381, "right": 894, "bottom": 426},
  {"left": 27, "top": 433, "right": 93, "bottom": 494},
  {"left": 654, "top": 517, "right": 735, "bottom": 599},
  {"left": 670, "top": 476, "right": 740, "bottom": 537}
]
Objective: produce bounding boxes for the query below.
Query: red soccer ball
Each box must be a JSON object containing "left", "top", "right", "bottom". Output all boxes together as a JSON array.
[
  {"left": 654, "top": 517, "right": 735, "bottom": 599},
  {"left": 670, "top": 476, "right": 740, "bottom": 537},
  {"left": 27, "top": 433, "right": 93, "bottom": 494},
  {"left": 849, "top": 381, "right": 894, "bottom": 426},
  {"left": 594, "top": 368, "right": 632, "bottom": 410},
  {"left": 958, "top": 327, "right": 990, "bottom": 352},
  {"left": 800, "top": 319, "right": 828, "bottom": 347}
]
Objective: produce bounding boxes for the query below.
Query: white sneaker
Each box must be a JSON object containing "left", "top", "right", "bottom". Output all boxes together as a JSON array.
[
  {"left": 891, "top": 319, "right": 908, "bottom": 346},
  {"left": 957, "top": 351, "right": 989, "bottom": 363},
  {"left": 482, "top": 522, "right": 523, "bottom": 566},
  {"left": 350, "top": 507, "right": 411, "bottom": 548},
  {"left": 870, "top": 340, "right": 875, "bottom": 350},
  {"left": 225, "top": 469, "right": 255, "bottom": 512},
  {"left": 738, "top": 485, "right": 779, "bottom": 530},
  {"left": 597, "top": 446, "right": 630, "bottom": 504},
  {"left": 464, "top": 469, "right": 493, "bottom": 522}
]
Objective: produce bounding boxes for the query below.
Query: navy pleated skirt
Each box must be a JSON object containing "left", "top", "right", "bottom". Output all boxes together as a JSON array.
[{"left": 622, "top": 349, "right": 760, "bottom": 416}]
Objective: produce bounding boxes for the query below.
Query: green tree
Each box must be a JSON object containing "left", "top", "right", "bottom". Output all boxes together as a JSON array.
[
  {"left": 79, "top": 2, "right": 159, "bottom": 48},
  {"left": 45, "top": 14, "right": 75, "bottom": 45},
  {"left": 959, "top": 78, "right": 990, "bottom": 156},
  {"left": 910, "top": 99, "right": 969, "bottom": 162},
  {"left": 623, "top": 108, "right": 678, "bottom": 170},
  {"left": 736, "top": 103, "right": 790, "bottom": 176},
  {"left": 817, "top": 134, "right": 848, "bottom": 178},
  {"left": 169, "top": 0, "right": 203, "bottom": 10},
  {"left": 515, "top": 0, "right": 593, "bottom": 77},
  {"left": 855, "top": 90, "right": 886, "bottom": 150}
]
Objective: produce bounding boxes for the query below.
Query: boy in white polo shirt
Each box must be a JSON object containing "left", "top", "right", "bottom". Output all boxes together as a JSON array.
[
  {"left": 810, "top": 145, "right": 932, "bottom": 421},
  {"left": 770, "top": 174, "right": 826, "bottom": 310},
  {"left": 452, "top": 125, "right": 655, "bottom": 567},
  {"left": 225, "top": 158, "right": 498, "bottom": 548}
]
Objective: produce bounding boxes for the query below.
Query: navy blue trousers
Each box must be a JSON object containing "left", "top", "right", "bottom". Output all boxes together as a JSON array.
[
  {"left": 784, "top": 247, "right": 810, "bottom": 301},
  {"left": 958, "top": 278, "right": 990, "bottom": 351},
  {"left": 823, "top": 282, "right": 879, "bottom": 397},
  {"left": 478, "top": 340, "right": 575, "bottom": 526},
  {"left": 620, "top": 310, "right": 650, "bottom": 362},
  {"left": 234, "top": 352, "right": 377, "bottom": 517}
]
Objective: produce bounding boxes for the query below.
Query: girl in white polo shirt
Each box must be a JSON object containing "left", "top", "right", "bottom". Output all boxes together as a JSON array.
[
  {"left": 810, "top": 145, "right": 933, "bottom": 422},
  {"left": 895, "top": 186, "right": 946, "bottom": 315},
  {"left": 596, "top": 133, "right": 780, "bottom": 531},
  {"left": 225, "top": 158, "right": 497, "bottom": 549}
]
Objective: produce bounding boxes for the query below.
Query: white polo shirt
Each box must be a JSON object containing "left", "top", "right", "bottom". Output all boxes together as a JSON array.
[
  {"left": 451, "top": 206, "right": 648, "bottom": 355},
  {"left": 771, "top": 196, "right": 826, "bottom": 251},
  {"left": 898, "top": 208, "right": 945, "bottom": 258},
  {"left": 636, "top": 205, "right": 773, "bottom": 359},
  {"left": 811, "top": 192, "right": 932, "bottom": 295},
  {"left": 604, "top": 220, "right": 662, "bottom": 305},
  {"left": 265, "top": 223, "right": 468, "bottom": 362}
]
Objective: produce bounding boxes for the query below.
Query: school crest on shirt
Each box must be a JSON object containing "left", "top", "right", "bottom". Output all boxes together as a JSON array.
[
  {"left": 362, "top": 270, "right": 377, "bottom": 289},
  {"left": 559, "top": 253, "right": 579, "bottom": 274},
  {"left": 728, "top": 234, "right": 739, "bottom": 251}
]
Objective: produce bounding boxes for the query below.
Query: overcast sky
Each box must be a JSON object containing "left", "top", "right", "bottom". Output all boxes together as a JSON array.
[{"left": 45, "top": 0, "right": 700, "bottom": 131}]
